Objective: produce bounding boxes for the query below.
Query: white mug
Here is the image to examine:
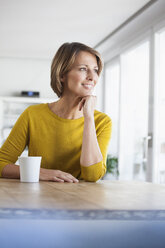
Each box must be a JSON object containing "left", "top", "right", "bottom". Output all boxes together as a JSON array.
[{"left": 18, "top": 156, "right": 42, "bottom": 183}]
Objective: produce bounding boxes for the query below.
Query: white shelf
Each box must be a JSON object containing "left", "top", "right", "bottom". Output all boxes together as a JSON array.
[
  {"left": 0, "top": 96, "right": 57, "bottom": 146},
  {"left": 4, "top": 114, "right": 20, "bottom": 118},
  {"left": 0, "top": 96, "right": 55, "bottom": 104}
]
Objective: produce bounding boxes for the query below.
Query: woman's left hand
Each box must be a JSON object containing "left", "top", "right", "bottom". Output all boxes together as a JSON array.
[{"left": 79, "top": 95, "right": 97, "bottom": 119}]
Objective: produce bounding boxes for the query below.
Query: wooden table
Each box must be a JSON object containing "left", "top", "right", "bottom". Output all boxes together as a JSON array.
[
  {"left": 1, "top": 178, "right": 165, "bottom": 248},
  {"left": 1, "top": 178, "right": 165, "bottom": 216}
]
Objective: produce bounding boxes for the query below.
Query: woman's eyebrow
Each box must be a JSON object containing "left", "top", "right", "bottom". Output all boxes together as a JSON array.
[{"left": 76, "top": 64, "right": 98, "bottom": 68}]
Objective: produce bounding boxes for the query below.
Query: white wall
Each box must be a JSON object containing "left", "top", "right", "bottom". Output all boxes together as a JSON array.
[
  {"left": 0, "top": 57, "right": 56, "bottom": 98},
  {"left": 0, "top": 57, "right": 104, "bottom": 110}
]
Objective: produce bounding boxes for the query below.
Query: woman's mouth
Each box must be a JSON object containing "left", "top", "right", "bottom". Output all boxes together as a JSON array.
[{"left": 81, "top": 84, "right": 94, "bottom": 89}]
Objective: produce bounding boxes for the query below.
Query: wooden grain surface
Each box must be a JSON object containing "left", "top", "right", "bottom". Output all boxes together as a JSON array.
[{"left": 1, "top": 178, "right": 165, "bottom": 210}]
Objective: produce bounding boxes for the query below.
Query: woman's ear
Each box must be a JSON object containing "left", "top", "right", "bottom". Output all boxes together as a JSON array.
[
  {"left": 61, "top": 74, "right": 65, "bottom": 83},
  {"left": 61, "top": 76, "right": 64, "bottom": 83}
]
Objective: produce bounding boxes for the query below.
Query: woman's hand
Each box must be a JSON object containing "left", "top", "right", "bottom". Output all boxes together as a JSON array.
[
  {"left": 40, "top": 168, "right": 79, "bottom": 183},
  {"left": 79, "top": 95, "right": 96, "bottom": 119}
]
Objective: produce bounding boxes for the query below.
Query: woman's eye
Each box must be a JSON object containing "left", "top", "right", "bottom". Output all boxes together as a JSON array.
[
  {"left": 94, "top": 69, "right": 99, "bottom": 73},
  {"left": 80, "top": 67, "right": 87, "bottom": 71}
]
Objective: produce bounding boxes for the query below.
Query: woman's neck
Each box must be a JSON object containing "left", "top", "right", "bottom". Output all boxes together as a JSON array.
[{"left": 49, "top": 96, "right": 84, "bottom": 119}]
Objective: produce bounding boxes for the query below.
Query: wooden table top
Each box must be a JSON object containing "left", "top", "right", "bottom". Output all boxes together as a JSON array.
[{"left": 1, "top": 178, "right": 165, "bottom": 210}]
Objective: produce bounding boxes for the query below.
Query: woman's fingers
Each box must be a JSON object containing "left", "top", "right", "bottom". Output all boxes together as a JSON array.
[
  {"left": 55, "top": 171, "right": 79, "bottom": 183},
  {"left": 40, "top": 168, "right": 79, "bottom": 183},
  {"left": 65, "top": 173, "right": 79, "bottom": 183},
  {"left": 60, "top": 174, "right": 78, "bottom": 183},
  {"left": 79, "top": 98, "right": 86, "bottom": 111},
  {"left": 53, "top": 177, "right": 64, "bottom": 182},
  {"left": 59, "top": 174, "right": 73, "bottom": 182},
  {"left": 78, "top": 95, "right": 96, "bottom": 117}
]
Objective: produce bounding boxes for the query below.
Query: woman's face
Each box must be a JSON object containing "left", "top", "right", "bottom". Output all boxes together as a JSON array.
[{"left": 62, "top": 51, "right": 99, "bottom": 97}]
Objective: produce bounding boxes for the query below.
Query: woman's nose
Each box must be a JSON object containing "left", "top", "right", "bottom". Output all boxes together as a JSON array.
[{"left": 86, "top": 70, "right": 95, "bottom": 81}]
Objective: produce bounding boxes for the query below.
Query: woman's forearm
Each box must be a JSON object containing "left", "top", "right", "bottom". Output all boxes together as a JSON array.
[
  {"left": 1, "top": 165, "right": 79, "bottom": 183},
  {"left": 80, "top": 116, "right": 103, "bottom": 167},
  {"left": 1, "top": 164, "right": 20, "bottom": 179}
]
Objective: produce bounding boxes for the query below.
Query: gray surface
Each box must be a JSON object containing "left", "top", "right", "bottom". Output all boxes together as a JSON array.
[
  {"left": 0, "top": 219, "right": 165, "bottom": 248},
  {"left": 1, "top": 206, "right": 165, "bottom": 247},
  {"left": 1, "top": 208, "right": 165, "bottom": 220}
]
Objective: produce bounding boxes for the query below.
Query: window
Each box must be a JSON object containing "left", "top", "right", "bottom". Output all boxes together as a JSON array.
[
  {"left": 119, "top": 41, "right": 150, "bottom": 180},
  {"left": 155, "top": 28, "right": 165, "bottom": 183},
  {"left": 105, "top": 61, "right": 120, "bottom": 157}
]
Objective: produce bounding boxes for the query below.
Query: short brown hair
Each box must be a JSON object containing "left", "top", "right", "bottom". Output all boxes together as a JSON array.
[{"left": 50, "top": 42, "right": 103, "bottom": 97}]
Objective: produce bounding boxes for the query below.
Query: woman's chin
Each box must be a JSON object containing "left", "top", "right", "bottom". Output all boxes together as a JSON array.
[
  {"left": 79, "top": 89, "right": 94, "bottom": 96},
  {"left": 67, "top": 89, "right": 94, "bottom": 98}
]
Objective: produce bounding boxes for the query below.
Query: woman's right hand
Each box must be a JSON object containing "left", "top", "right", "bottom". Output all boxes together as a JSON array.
[{"left": 40, "top": 168, "right": 79, "bottom": 183}]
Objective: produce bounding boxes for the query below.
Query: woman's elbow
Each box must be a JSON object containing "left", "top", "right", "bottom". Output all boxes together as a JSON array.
[
  {"left": 81, "top": 162, "right": 106, "bottom": 182},
  {"left": 82, "top": 173, "right": 103, "bottom": 182}
]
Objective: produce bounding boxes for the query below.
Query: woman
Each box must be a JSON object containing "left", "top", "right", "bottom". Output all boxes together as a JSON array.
[{"left": 0, "top": 42, "right": 112, "bottom": 182}]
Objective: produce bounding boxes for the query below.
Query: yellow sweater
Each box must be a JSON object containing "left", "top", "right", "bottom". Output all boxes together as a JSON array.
[{"left": 0, "top": 103, "right": 112, "bottom": 182}]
